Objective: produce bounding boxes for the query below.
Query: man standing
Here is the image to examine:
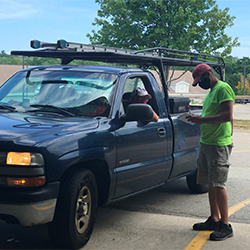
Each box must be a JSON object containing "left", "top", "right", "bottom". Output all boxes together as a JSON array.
[{"left": 188, "top": 63, "right": 235, "bottom": 241}]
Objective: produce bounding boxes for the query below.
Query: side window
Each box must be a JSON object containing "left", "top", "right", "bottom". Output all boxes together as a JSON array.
[
  {"left": 120, "top": 75, "right": 159, "bottom": 116},
  {"left": 123, "top": 78, "right": 145, "bottom": 93}
]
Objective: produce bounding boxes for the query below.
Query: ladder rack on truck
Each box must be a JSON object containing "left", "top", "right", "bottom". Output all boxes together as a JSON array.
[
  {"left": 11, "top": 39, "right": 225, "bottom": 110},
  {"left": 11, "top": 39, "right": 225, "bottom": 72}
]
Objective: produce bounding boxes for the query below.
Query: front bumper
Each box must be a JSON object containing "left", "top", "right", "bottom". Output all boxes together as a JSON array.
[
  {"left": 0, "top": 198, "right": 57, "bottom": 226},
  {"left": 0, "top": 182, "right": 59, "bottom": 226}
]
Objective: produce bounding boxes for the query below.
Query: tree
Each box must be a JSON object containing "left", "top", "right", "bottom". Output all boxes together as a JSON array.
[
  {"left": 87, "top": 0, "right": 239, "bottom": 56},
  {"left": 235, "top": 75, "right": 250, "bottom": 95},
  {"left": 0, "top": 52, "right": 22, "bottom": 65},
  {"left": 247, "top": 73, "right": 250, "bottom": 85},
  {"left": 223, "top": 56, "right": 250, "bottom": 93}
]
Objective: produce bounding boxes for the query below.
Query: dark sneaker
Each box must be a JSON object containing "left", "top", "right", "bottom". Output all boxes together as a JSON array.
[
  {"left": 193, "top": 216, "right": 220, "bottom": 231},
  {"left": 210, "top": 221, "right": 233, "bottom": 241}
]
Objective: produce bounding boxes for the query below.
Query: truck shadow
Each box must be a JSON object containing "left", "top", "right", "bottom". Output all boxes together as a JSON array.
[
  {"left": 0, "top": 178, "right": 201, "bottom": 249},
  {"left": 0, "top": 222, "right": 53, "bottom": 249},
  {"left": 106, "top": 177, "right": 194, "bottom": 212}
]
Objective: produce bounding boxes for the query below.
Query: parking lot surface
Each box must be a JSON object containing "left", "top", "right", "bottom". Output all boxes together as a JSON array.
[
  {"left": 83, "top": 208, "right": 250, "bottom": 250},
  {"left": 233, "top": 103, "right": 250, "bottom": 120}
]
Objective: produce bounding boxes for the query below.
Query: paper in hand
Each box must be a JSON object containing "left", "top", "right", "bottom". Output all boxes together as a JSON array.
[{"left": 177, "top": 113, "right": 195, "bottom": 125}]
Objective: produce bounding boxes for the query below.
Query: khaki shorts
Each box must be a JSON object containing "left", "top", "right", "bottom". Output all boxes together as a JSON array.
[{"left": 197, "top": 143, "right": 233, "bottom": 188}]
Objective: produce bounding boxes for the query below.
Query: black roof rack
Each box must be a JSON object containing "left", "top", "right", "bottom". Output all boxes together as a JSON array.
[{"left": 11, "top": 39, "right": 224, "bottom": 72}]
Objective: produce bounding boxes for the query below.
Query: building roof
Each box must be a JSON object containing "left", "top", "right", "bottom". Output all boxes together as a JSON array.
[
  {"left": 150, "top": 69, "right": 208, "bottom": 96},
  {"left": 0, "top": 65, "right": 23, "bottom": 86}
]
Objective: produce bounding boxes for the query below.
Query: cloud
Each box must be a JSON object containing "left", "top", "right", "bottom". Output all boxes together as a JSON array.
[{"left": 0, "top": 0, "right": 38, "bottom": 20}]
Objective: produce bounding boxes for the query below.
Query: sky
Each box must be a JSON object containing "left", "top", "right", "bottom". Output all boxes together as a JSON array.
[{"left": 1, "top": 0, "right": 250, "bottom": 58}]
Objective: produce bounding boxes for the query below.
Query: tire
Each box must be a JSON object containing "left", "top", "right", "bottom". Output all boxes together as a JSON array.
[
  {"left": 186, "top": 169, "right": 208, "bottom": 194},
  {"left": 48, "top": 168, "right": 98, "bottom": 249}
]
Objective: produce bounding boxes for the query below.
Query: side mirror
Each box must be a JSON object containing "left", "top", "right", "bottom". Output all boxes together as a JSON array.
[{"left": 120, "top": 104, "right": 154, "bottom": 122}]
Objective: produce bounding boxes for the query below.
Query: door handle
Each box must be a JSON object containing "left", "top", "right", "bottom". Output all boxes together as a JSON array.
[{"left": 157, "top": 127, "right": 166, "bottom": 137}]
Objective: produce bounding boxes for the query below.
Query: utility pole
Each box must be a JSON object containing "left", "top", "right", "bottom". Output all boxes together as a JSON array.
[{"left": 243, "top": 57, "right": 246, "bottom": 96}]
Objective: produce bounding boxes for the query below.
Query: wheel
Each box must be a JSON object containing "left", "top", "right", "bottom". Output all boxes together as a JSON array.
[
  {"left": 186, "top": 169, "right": 208, "bottom": 194},
  {"left": 48, "top": 168, "right": 98, "bottom": 249}
]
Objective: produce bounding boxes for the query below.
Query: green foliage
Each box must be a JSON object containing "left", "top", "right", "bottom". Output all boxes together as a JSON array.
[
  {"left": 26, "top": 57, "right": 61, "bottom": 65},
  {"left": 0, "top": 51, "right": 22, "bottom": 65},
  {"left": 0, "top": 51, "right": 109, "bottom": 66},
  {"left": 87, "top": 0, "right": 239, "bottom": 56},
  {"left": 224, "top": 56, "right": 250, "bottom": 93}
]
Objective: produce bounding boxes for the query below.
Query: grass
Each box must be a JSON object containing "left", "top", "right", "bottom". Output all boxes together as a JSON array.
[{"left": 234, "top": 120, "right": 250, "bottom": 130}]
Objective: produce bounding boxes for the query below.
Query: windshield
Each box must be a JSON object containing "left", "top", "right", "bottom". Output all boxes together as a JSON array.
[{"left": 0, "top": 69, "right": 118, "bottom": 117}]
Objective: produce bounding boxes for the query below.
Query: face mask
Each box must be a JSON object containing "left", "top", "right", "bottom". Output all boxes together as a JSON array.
[{"left": 199, "top": 77, "right": 211, "bottom": 90}]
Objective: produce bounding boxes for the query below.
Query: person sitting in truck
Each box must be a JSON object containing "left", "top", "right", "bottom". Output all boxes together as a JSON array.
[{"left": 123, "top": 87, "right": 159, "bottom": 122}]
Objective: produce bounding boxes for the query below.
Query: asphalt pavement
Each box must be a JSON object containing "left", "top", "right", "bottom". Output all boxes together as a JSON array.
[
  {"left": 233, "top": 103, "right": 250, "bottom": 120},
  {"left": 83, "top": 208, "right": 250, "bottom": 250}
]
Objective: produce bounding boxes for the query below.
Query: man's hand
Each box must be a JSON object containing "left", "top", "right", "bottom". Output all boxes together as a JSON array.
[
  {"left": 188, "top": 101, "right": 233, "bottom": 125},
  {"left": 187, "top": 114, "right": 204, "bottom": 125}
]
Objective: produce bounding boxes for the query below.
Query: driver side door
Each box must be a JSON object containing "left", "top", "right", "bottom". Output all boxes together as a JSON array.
[{"left": 113, "top": 73, "right": 171, "bottom": 199}]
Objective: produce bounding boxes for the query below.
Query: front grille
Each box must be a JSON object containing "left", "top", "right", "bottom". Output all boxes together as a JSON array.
[{"left": 0, "top": 152, "right": 7, "bottom": 165}]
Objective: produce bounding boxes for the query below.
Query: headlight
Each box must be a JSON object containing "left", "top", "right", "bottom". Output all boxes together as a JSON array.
[
  {"left": 6, "top": 152, "right": 44, "bottom": 166},
  {"left": 0, "top": 152, "right": 45, "bottom": 187}
]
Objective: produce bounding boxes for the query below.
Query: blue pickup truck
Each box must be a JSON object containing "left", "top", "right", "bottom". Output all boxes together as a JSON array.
[{"left": 0, "top": 40, "right": 225, "bottom": 249}]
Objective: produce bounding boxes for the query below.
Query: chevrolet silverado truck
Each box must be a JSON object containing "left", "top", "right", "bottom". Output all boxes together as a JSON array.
[{"left": 0, "top": 40, "right": 225, "bottom": 249}]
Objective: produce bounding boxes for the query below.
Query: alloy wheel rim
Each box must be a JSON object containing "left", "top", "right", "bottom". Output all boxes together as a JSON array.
[{"left": 75, "top": 185, "right": 91, "bottom": 234}]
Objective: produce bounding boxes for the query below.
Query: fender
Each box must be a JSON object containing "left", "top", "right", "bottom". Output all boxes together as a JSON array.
[
  {"left": 56, "top": 146, "right": 117, "bottom": 201},
  {"left": 58, "top": 146, "right": 115, "bottom": 176}
]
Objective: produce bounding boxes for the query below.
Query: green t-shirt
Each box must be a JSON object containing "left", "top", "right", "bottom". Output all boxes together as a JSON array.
[{"left": 200, "top": 80, "right": 235, "bottom": 146}]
